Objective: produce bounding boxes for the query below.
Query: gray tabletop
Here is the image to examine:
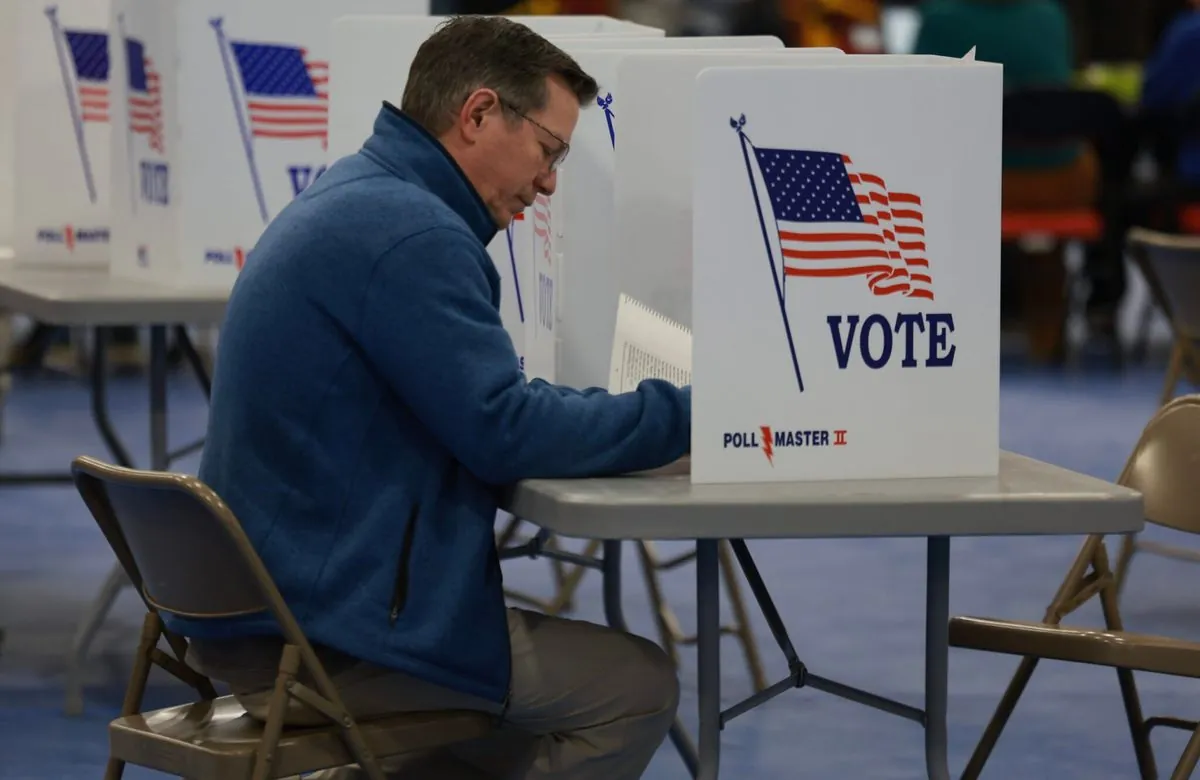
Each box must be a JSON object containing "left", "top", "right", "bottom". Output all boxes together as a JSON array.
[
  {"left": 506, "top": 451, "right": 1143, "bottom": 540},
  {"left": 0, "top": 262, "right": 229, "bottom": 325}
]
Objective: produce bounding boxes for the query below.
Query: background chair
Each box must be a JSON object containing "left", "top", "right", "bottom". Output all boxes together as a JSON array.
[
  {"left": 71, "top": 455, "right": 492, "bottom": 780},
  {"left": 947, "top": 394, "right": 1200, "bottom": 780}
]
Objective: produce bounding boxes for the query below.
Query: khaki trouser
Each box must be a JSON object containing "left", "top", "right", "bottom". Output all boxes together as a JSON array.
[{"left": 189, "top": 608, "right": 680, "bottom": 780}]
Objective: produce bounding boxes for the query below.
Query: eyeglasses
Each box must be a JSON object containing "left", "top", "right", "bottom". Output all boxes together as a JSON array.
[{"left": 498, "top": 97, "right": 570, "bottom": 172}]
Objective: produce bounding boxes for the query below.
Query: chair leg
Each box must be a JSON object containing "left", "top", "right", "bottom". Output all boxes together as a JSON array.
[
  {"left": 717, "top": 541, "right": 768, "bottom": 692},
  {"left": 251, "top": 645, "right": 301, "bottom": 780},
  {"left": 638, "top": 541, "right": 683, "bottom": 666},
  {"left": 544, "top": 539, "right": 602, "bottom": 615},
  {"left": 1116, "top": 668, "right": 1158, "bottom": 780},
  {"left": 1113, "top": 533, "right": 1139, "bottom": 598},
  {"left": 960, "top": 656, "right": 1040, "bottom": 780},
  {"left": 1170, "top": 724, "right": 1200, "bottom": 780},
  {"left": 1161, "top": 342, "right": 1184, "bottom": 407},
  {"left": 104, "top": 613, "right": 161, "bottom": 780}
]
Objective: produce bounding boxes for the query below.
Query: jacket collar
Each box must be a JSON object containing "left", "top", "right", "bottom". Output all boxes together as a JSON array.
[{"left": 361, "top": 102, "right": 498, "bottom": 246}]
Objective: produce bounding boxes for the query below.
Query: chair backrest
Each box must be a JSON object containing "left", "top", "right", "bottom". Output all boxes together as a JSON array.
[
  {"left": 1118, "top": 394, "right": 1200, "bottom": 535},
  {"left": 1127, "top": 228, "right": 1200, "bottom": 341},
  {"left": 71, "top": 455, "right": 298, "bottom": 634},
  {"left": 1002, "top": 87, "right": 1128, "bottom": 147}
]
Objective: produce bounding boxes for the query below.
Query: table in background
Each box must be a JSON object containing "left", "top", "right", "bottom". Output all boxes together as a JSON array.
[
  {"left": 0, "top": 262, "right": 229, "bottom": 713},
  {"left": 505, "top": 451, "right": 1144, "bottom": 780}
]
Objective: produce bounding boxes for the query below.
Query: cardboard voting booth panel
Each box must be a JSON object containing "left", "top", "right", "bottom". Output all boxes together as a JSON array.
[
  {"left": 325, "top": 16, "right": 664, "bottom": 382},
  {"left": 612, "top": 50, "right": 851, "bottom": 331},
  {"left": 108, "top": 0, "right": 177, "bottom": 278},
  {"left": 107, "top": 0, "right": 430, "bottom": 285},
  {"left": 553, "top": 37, "right": 785, "bottom": 390},
  {"left": 0, "top": 0, "right": 16, "bottom": 253},
  {"left": 14, "top": 0, "right": 114, "bottom": 266},
  {"left": 690, "top": 62, "right": 1002, "bottom": 484}
]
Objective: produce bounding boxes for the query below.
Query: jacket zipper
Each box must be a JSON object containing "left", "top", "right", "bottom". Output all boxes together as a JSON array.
[{"left": 389, "top": 504, "right": 420, "bottom": 624}]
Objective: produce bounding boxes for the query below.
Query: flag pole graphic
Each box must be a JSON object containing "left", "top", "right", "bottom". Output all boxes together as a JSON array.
[
  {"left": 46, "top": 5, "right": 97, "bottom": 203},
  {"left": 210, "top": 17, "right": 269, "bottom": 224},
  {"left": 506, "top": 221, "right": 526, "bottom": 323},
  {"left": 597, "top": 93, "right": 615, "bottom": 148},
  {"left": 733, "top": 114, "right": 804, "bottom": 393},
  {"left": 117, "top": 13, "right": 137, "bottom": 214}
]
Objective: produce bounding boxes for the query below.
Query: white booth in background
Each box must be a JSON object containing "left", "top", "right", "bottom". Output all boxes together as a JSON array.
[
  {"left": 14, "top": 0, "right": 429, "bottom": 274},
  {"left": 0, "top": 0, "right": 16, "bottom": 257},
  {"left": 14, "top": 0, "right": 113, "bottom": 267},
  {"left": 104, "top": 0, "right": 432, "bottom": 286},
  {"left": 684, "top": 56, "right": 1003, "bottom": 483}
]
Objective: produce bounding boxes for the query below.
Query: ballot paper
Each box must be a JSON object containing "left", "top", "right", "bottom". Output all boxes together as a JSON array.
[{"left": 608, "top": 293, "right": 691, "bottom": 393}]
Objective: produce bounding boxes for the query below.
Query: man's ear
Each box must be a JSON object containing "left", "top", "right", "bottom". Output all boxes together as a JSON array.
[{"left": 459, "top": 88, "right": 500, "bottom": 140}]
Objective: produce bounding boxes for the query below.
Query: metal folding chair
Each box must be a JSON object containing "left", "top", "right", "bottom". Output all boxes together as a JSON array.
[
  {"left": 71, "top": 455, "right": 492, "bottom": 780},
  {"left": 949, "top": 395, "right": 1200, "bottom": 780}
]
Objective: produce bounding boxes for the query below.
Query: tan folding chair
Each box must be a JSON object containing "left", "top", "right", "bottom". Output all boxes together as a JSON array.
[
  {"left": 70, "top": 455, "right": 493, "bottom": 780},
  {"left": 1117, "top": 229, "right": 1200, "bottom": 593},
  {"left": 948, "top": 394, "right": 1200, "bottom": 780}
]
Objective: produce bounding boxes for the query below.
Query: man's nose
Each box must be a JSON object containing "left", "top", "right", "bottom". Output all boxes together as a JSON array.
[{"left": 535, "top": 169, "right": 558, "bottom": 196}]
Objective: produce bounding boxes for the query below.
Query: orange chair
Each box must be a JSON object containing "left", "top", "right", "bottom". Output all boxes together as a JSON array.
[{"left": 999, "top": 88, "right": 1126, "bottom": 246}]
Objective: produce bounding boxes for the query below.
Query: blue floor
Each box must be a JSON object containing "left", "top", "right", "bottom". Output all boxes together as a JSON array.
[{"left": 2, "top": 362, "right": 1199, "bottom": 779}]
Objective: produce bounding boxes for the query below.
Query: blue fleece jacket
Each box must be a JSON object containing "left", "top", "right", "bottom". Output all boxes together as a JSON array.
[
  {"left": 173, "top": 103, "right": 691, "bottom": 704},
  {"left": 1141, "top": 10, "right": 1200, "bottom": 186}
]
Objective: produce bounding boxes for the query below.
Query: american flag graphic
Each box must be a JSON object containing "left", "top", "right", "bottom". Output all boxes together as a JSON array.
[
  {"left": 64, "top": 30, "right": 109, "bottom": 123},
  {"left": 125, "top": 38, "right": 163, "bottom": 153},
  {"left": 532, "top": 195, "right": 552, "bottom": 265},
  {"left": 753, "top": 147, "right": 933, "bottom": 300},
  {"left": 229, "top": 42, "right": 328, "bottom": 147}
]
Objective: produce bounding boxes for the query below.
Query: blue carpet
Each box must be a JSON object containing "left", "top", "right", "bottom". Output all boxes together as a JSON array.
[{"left": 1, "top": 364, "right": 1199, "bottom": 779}]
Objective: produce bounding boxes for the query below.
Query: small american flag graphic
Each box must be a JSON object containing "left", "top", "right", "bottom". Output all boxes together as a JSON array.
[
  {"left": 753, "top": 147, "right": 933, "bottom": 300},
  {"left": 125, "top": 38, "right": 163, "bottom": 153},
  {"left": 64, "top": 30, "right": 109, "bottom": 123},
  {"left": 230, "top": 42, "right": 328, "bottom": 147},
  {"left": 532, "top": 194, "right": 552, "bottom": 265}
]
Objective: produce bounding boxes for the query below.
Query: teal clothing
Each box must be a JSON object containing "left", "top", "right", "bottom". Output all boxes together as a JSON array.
[{"left": 914, "top": 0, "right": 1080, "bottom": 169}]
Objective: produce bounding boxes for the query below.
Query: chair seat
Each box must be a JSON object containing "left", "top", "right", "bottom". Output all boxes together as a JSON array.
[
  {"left": 950, "top": 616, "right": 1200, "bottom": 677},
  {"left": 1180, "top": 203, "right": 1200, "bottom": 235},
  {"left": 1001, "top": 209, "right": 1103, "bottom": 242},
  {"left": 109, "top": 694, "right": 494, "bottom": 779}
]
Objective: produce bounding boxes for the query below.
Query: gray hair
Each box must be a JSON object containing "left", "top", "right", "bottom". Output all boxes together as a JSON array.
[{"left": 402, "top": 15, "right": 600, "bottom": 136}]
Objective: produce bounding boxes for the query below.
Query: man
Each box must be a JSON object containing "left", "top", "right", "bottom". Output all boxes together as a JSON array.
[{"left": 179, "top": 16, "right": 690, "bottom": 780}]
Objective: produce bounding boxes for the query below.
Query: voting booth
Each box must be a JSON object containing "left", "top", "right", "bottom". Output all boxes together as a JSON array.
[
  {"left": 14, "top": 0, "right": 114, "bottom": 267},
  {"left": 102, "top": 0, "right": 432, "bottom": 285},
  {"left": 326, "top": 15, "right": 667, "bottom": 381},
  {"left": 684, "top": 57, "right": 1002, "bottom": 483}
]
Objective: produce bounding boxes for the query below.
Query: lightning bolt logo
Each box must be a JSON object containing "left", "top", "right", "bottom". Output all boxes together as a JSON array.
[{"left": 760, "top": 425, "right": 774, "bottom": 466}]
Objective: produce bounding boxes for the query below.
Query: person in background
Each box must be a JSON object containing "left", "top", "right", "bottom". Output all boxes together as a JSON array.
[
  {"left": 182, "top": 16, "right": 688, "bottom": 780},
  {"left": 1140, "top": 0, "right": 1200, "bottom": 196},
  {"left": 914, "top": 0, "right": 1095, "bottom": 363}
]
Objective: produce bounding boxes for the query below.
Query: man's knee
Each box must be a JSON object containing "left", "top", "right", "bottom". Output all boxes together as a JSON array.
[{"left": 618, "top": 633, "right": 681, "bottom": 725}]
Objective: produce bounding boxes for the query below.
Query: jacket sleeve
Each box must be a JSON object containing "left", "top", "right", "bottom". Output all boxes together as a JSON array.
[{"left": 357, "top": 227, "right": 691, "bottom": 485}]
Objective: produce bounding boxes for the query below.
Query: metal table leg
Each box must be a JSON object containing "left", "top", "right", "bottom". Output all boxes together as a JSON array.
[
  {"left": 602, "top": 540, "right": 700, "bottom": 778},
  {"left": 695, "top": 539, "right": 721, "bottom": 780},
  {"left": 64, "top": 326, "right": 172, "bottom": 715},
  {"left": 925, "top": 536, "right": 951, "bottom": 780}
]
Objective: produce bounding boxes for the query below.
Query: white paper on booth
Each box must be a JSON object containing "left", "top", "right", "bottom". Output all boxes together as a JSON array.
[
  {"left": 14, "top": 0, "right": 114, "bottom": 267},
  {"left": 689, "top": 62, "right": 1002, "bottom": 484},
  {"left": 523, "top": 193, "right": 558, "bottom": 383},
  {"left": 108, "top": 0, "right": 179, "bottom": 281},
  {"left": 608, "top": 294, "right": 691, "bottom": 394}
]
